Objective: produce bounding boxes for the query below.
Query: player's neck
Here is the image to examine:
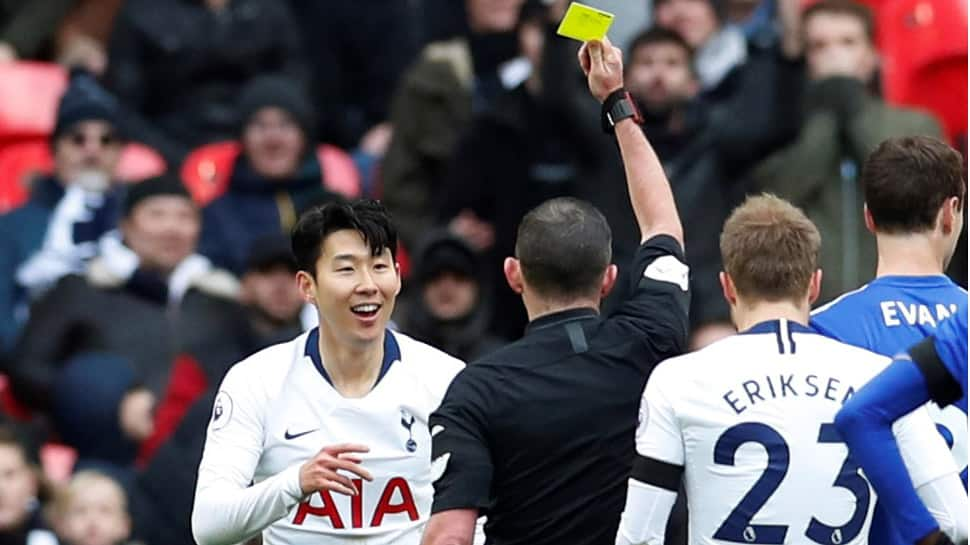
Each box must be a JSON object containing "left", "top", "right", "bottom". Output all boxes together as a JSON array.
[
  {"left": 875, "top": 233, "right": 945, "bottom": 277},
  {"left": 318, "top": 327, "right": 384, "bottom": 398},
  {"left": 523, "top": 292, "right": 600, "bottom": 323},
  {"left": 734, "top": 301, "right": 810, "bottom": 332}
]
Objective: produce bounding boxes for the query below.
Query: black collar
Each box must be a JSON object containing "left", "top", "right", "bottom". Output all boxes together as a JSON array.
[{"left": 525, "top": 307, "right": 599, "bottom": 335}]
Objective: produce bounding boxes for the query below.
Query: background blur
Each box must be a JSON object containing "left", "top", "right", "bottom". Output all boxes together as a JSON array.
[{"left": 0, "top": 1, "right": 965, "bottom": 544}]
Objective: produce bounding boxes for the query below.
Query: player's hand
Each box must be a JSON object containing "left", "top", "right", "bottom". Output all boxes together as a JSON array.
[
  {"left": 299, "top": 443, "right": 373, "bottom": 497},
  {"left": 578, "top": 38, "right": 624, "bottom": 103}
]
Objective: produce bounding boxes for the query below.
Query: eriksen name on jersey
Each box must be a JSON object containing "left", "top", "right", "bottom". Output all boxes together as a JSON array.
[{"left": 722, "top": 373, "right": 856, "bottom": 415}]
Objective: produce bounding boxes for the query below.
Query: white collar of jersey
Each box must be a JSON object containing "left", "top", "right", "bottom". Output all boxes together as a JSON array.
[
  {"left": 304, "top": 327, "right": 402, "bottom": 388},
  {"left": 738, "top": 319, "right": 817, "bottom": 355}
]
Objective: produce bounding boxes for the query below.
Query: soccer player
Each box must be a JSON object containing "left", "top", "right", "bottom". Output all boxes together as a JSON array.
[
  {"left": 836, "top": 303, "right": 968, "bottom": 545},
  {"left": 191, "top": 200, "right": 465, "bottom": 545},
  {"left": 811, "top": 136, "right": 967, "bottom": 483},
  {"left": 421, "top": 38, "right": 690, "bottom": 545},
  {"left": 616, "top": 194, "right": 961, "bottom": 545},
  {"left": 810, "top": 136, "right": 967, "bottom": 545}
]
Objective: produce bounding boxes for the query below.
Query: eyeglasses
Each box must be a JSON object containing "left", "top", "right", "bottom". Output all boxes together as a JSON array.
[{"left": 67, "top": 130, "right": 120, "bottom": 147}]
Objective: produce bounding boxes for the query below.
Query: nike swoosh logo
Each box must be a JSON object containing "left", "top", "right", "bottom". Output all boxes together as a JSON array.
[{"left": 284, "top": 429, "right": 318, "bottom": 440}]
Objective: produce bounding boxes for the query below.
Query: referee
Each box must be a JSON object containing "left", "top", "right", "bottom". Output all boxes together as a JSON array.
[{"left": 421, "top": 38, "right": 689, "bottom": 545}]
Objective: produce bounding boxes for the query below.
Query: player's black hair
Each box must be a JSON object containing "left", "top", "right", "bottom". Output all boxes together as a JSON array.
[
  {"left": 515, "top": 197, "right": 612, "bottom": 300},
  {"left": 862, "top": 136, "right": 966, "bottom": 234},
  {"left": 291, "top": 199, "right": 398, "bottom": 276}
]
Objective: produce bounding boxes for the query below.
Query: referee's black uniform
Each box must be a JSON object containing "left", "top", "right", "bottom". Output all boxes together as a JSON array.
[{"left": 429, "top": 234, "right": 690, "bottom": 545}]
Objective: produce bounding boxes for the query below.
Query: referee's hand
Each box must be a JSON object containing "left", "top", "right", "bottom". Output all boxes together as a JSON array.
[
  {"left": 299, "top": 443, "right": 373, "bottom": 496},
  {"left": 578, "top": 38, "right": 624, "bottom": 103}
]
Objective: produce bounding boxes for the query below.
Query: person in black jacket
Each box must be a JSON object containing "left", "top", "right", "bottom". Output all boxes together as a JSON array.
[
  {"left": 625, "top": 27, "right": 736, "bottom": 348},
  {"left": 398, "top": 231, "right": 504, "bottom": 361},
  {"left": 197, "top": 76, "right": 345, "bottom": 274},
  {"left": 105, "top": 0, "right": 309, "bottom": 165}
]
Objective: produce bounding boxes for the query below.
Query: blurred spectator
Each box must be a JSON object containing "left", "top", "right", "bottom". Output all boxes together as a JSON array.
[
  {"left": 437, "top": 1, "right": 596, "bottom": 339},
  {"left": 0, "top": 70, "right": 123, "bottom": 351},
  {"left": 105, "top": 0, "right": 308, "bottom": 165},
  {"left": 399, "top": 231, "right": 504, "bottom": 361},
  {"left": 285, "top": 0, "right": 416, "bottom": 155},
  {"left": 197, "top": 76, "right": 344, "bottom": 274},
  {"left": 49, "top": 471, "right": 131, "bottom": 545},
  {"left": 129, "top": 235, "right": 306, "bottom": 545},
  {"left": 54, "top": 0, "right": 124, "bottom": 76},
  {"left": 142, "top": 233, "right": 305, "bottom": 463},
  {"left": 752, "top": 0, "right": 943, "bottom": 303},
  {"left": 652, "top": 0, "right": 803, "bottom": 173},
  {"left": 4, "top": 176, "right": 237, "bottom": 471},
  {"left": 0, "top": 0, "right": 76, "bottom": 62},
  {"left": 382, "top": 0, "right": 527, "bottom": 253},
  {"left": 625, "top": 27, "right": 735, "bottom": 348},
  {"left": 0, "top": 425, "right": 55, "bottom": 545}
]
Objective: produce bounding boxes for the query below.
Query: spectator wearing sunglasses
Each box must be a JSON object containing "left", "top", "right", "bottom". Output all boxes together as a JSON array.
[{"left": 0, "top": 69, "right": 125, "bottom": 351}]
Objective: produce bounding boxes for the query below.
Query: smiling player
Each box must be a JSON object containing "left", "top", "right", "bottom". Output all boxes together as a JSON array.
[{"left": 192, "top": 199, "right": 465, "bottom": 545}]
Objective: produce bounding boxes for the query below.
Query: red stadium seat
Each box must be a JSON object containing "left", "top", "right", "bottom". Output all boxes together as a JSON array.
[
  {"left": 0, "top": 62, "right": 67, "bottom": 145},
  {"left": 0, "top": 139, "right": 167, "bottom": 214},
  {"left": 181, "top": 142, "right": 362, "bottom": 207},
  {"left": 878, "top": 0, "right": 968, "bottom": 141}
]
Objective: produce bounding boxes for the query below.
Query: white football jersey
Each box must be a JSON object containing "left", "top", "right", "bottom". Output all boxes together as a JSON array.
[
  {"left": 192, "top": 328, "right": 464, "bottom": 545},
  {"left": 635, "top": 319, "right": 956, "bottom": 545}
]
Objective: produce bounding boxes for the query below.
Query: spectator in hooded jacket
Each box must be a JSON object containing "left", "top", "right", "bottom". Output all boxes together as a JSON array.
[
  {"left": 0, "top": 70, "right": 124, "bottom": 352},
  {"left": 4, "top": 176, "right": 237, "bottom": 472},
  {"left": 752, "top": 0, "right": 943, "bottom": 303},
  {"left": 197, "top": 76, "right": 345, "bottom": 274},
  {"left": 399, "top": 231, "right": 504, "bottom": 361},
  {"left": 105, "top": 0, "right": 309, "bottom": 165}
]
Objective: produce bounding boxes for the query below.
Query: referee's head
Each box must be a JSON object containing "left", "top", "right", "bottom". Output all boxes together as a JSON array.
[{"left": 505, "top": 197, "right": 617, "bottom": 314}]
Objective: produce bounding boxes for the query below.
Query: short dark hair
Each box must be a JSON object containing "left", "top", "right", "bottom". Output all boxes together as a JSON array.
[
  {"left": 291, "top": 199, "right": 398, "bottom": 275},
  {"left": 515, "top": 198, "right": 612, "bottom": 300},
  {"left": 628, "top": 26, "right": 694, "bottom": 63},
  {"left": 862, "top": 136, "right": 967, "bottom": 234},
  {"left": 803, "top": 0, "right": 876, "bottom": 42},
  {"left": 721, "top": 194, "right": 821, "bottom": 302}
]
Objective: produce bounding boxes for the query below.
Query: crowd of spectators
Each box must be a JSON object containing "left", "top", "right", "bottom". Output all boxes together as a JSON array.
[{"left": 0, "top": 0, "right": 964, "bottom": 543}]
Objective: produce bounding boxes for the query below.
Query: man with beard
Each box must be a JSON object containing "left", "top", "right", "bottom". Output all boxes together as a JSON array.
[{"left": 624, "top": 27, "right": 736, "bottom": 348}]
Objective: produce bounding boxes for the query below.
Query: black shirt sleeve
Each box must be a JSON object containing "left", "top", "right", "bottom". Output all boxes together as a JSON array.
[
  {"left": 607, "top": 235, "right": 691, "bottom": 365},
  {"left": 429, "top": 371, "right": 494, "bottom": 514},
  {"left": 909, "top": 336, "right": 964, "bottom": 408}
]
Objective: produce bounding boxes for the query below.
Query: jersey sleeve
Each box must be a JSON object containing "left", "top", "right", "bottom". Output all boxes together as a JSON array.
[
  {"left": 633, "top": 362, "right": 685, "bottom": 487},
  {"left": 429, "top": 371, "right": 494, "bottom": 514},
  {"left": 911, "top": 304, "right": 968, "bottom": 408},
  {"left": 192, "top": 362, "right": 305, "bottom": 545},
  {"left": 835, "top": 357, "right": 959, "bottom": 545},
  {"left": 608, "top": 235, "right": 691, "bottom": 365}
]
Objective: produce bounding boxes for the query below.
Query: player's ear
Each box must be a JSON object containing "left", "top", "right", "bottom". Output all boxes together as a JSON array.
[
  {"left": 808, "top": 269, "right": 823, "bottom": 305},
  {"left": 600, "top": 264, "right": 619, "bottom": 298},
  {"left": 719, "top": 271, "right": 737, "bottom": 307},
  {"left": 939, "top": 196, "right": 960, "bottom": 235},
  {"left": 504, "top": 257, "right": 524, "bottom": 294},
  {"left": 296, "top": 270, "right": 317, "bottom": 305},
  {"left": 863, "top": 204, "right": 877, "bottom": 234}
]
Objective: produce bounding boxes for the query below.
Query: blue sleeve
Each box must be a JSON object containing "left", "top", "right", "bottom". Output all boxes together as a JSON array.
[
  {"left": 931, "top": 306, "right": 968, "bottom": 399},
  {"left": 834, "top": 358, "right": 939, "bottom": 544}
]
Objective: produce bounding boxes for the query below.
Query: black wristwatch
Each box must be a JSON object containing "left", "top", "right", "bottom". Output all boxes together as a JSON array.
[{"left": 601, "top": 89, "right": 643, "bottom": 134}]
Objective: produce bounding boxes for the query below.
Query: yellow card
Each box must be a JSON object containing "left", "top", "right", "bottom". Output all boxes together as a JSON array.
[{"left": 556, "top": 2, "right": 614, "bottom": 42}]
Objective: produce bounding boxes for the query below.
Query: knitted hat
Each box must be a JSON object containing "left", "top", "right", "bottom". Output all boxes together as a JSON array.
[
  {"left": 123, "top": 175, "right": 193, "bottom": 217},
  {"left": 245, "top": 233, "right": 298, "bottom": 273},
  {"left": 52, "top": 68, "right": 123, "bottom": 141},
  {"left": 236, "top": 75, "right": 316, "bottom": 142}
]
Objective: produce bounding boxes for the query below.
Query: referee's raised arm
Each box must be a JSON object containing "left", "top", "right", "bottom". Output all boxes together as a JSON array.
[{"left": 579, "top": 38, "right": 684, "bottom": 247}]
